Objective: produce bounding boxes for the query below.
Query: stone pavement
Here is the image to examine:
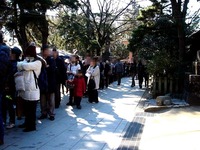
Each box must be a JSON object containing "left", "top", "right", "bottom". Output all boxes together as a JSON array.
[
  {"left": 139, "top": 106, "right": 200, "bottom": 150},
  {"left": 1, "top": 77, "right": 146, "bottom": 150}
]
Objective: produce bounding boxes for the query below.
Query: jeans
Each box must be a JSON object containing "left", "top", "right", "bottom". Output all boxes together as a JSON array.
[
  {"left": 138, "top": 74, "right": 143, "bottom": 88},
  {"left": 116, "top": 73, "right": 122, "bottom": 85},
  {"left": 105, "top": 75, "right": 109, "bottom": 88},
  {"left": 2, "top": 95, "right": 15, "bottom": 124},
  {"left": 0, "top": 93, "right": 4, "bottom": 141},
  {"left": 131, "top": 73, "right": 136, "bottom": 86},
  {"left": 40, "top": 93, "right": 55, "bottom": 117},
  {"left": 55, "top": 83, "right": 61, "bottom": 108}
]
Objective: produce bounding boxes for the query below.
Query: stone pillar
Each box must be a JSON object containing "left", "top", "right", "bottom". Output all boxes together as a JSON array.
[{"left": 187, "top": 75, "right": 200, "bottom": 105}]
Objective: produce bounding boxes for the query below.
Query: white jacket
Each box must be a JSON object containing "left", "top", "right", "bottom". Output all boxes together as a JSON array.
[
  {"left": 17, "top": 58, "right": 42, "bottom": 101},
  {"left": 86, "top": 65, "right": 100, "bottom": 89}
]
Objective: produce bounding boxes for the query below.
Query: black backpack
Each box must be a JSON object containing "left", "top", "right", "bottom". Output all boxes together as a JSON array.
[
  {"left": 33, "top": 57, "right": 48, "bottom": 93},
  {"left": 88, "top": 66, "right": 97, "bottom": 90}
]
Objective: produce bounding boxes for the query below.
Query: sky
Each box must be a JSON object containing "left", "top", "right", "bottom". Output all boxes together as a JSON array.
[
  {"left": 89, "top": 0, "right": 199, "bottom": 12},
  {"left": 46, "top": 0, "right": 199, "bottom": 16}
]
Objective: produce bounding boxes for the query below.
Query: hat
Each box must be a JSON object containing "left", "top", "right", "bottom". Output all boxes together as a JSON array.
[
  {"left": 52, "top": 48, "right": 57, "bottom": 52},
  {"left": 41, "top": 45, "right": 49, "bottom": 52},
  {"left": 25, "top": 45, "right": 37, "bottom": 58},
  {"left": 11, "top": 47, "right": 22, "bottom": 56}
]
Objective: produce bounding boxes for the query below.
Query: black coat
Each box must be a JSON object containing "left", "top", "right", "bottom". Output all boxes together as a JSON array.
[
  {"left": 104, "top": 63, "right": 111, "bottom": 76},
  {"left": 55, "top": 57, "right": 66, "bottom": 84},
  {"left": 46, "top": 57, "right": 57, "bottom": 93},
  {"left": 4, "top": 60, "right": 18, "bottom": 98}
]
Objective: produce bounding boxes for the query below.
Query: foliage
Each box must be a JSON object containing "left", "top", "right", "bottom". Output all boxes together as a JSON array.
[
  {"left": 58, "top": 0, "right": 137, "bottom": 56},
  {"left": 147, "top": 51, "right": 178, "bottom": 75},
  {"left": 2, "top": 0, "right": 79, "bottom": 51},
  {"left": 128, "top": 0, "right": 198, "bottom": 75}
]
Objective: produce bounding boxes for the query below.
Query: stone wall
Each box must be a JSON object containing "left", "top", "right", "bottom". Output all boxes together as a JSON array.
[{"left": 185, "top": 63, "right": 200, "bottom": 105}]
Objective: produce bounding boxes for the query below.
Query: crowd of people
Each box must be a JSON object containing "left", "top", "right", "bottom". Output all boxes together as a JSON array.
[{"left": 0, "top": 32, "right": 149, "bottom": 145}]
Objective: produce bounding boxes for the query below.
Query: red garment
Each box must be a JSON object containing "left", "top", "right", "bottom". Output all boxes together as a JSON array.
[{"left": 73, "top": 76, "right": 86, "bottom": 97}]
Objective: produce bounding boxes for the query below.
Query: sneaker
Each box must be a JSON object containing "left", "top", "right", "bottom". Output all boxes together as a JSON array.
[
  {"left": 38, "top": 114, "right": 47, "bottom": 120},
  {"left": 49, "top": 116, "right": 55, "bottom": 121},
  {"left": 6, "top": 123, "right": 15, "bottom": 129}
]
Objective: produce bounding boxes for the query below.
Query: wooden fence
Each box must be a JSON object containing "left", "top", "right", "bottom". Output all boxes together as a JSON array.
[{"left": 150, "top": 74, "right": 184, "bottom": 97}]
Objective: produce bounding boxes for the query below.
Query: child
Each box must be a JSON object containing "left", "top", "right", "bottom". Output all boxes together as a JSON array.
[{"left": 69, "top": 70, "right": 86, "bottom": 109}]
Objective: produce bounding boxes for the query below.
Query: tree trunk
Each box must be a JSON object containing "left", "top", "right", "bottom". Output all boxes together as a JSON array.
[
  {"left": 170, "top": 0, "right": 187, "bottom": 62},
  {"left": 177, "top": 18, "right": 185, "bottom": 62}
]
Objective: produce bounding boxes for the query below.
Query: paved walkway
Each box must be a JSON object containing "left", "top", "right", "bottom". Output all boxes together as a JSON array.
[
  {"left": 2, "top": 77, "right": 145, "bottom": 150},
  {"left": 139, "top": 106, "right": 200, "bottom": 150}
]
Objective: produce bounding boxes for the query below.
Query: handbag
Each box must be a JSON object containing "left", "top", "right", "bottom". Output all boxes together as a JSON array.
[
  {"left": 66, "top": 80, "right": 74, "bottom": 89},
  {"left": 14, "top": 71, "right": 25, "bottom": 91},
  {"left": 88, "top": 76, "right": 96, "bottom": 90}
]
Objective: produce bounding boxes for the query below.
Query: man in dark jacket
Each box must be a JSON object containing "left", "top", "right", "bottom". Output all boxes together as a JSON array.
[
  {"left": 138, "top": 60, "right": 144, "bottom": 89},
  {"left": 52, "top": 48, "right": 66, "bottom": 108},
  {"left": 115, "top": 59, "right": 124, "bottom": 86},
  {"left": 0, "top": 32, "right": 10, "bottom": 145},
  {"left": 99, "top": 61, "right": 105, "bottom": 89},
  {"left": 130, "top": 60, "right": 137, "bottom": 87},
  {"left": 104, "top": 60, "right": 111, "bottom": 88},
  {"left": 38, "top": 45, "right": 56, "bottom": 121},
  {"left": 2, "top": 47, "right": 21, "bottom": 129}
]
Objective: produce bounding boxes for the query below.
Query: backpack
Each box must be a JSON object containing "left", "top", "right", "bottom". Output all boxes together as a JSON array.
[
  {"left": 38, "top": 65, "right": 48, "bottom": 93},
  {"left": 0, "top": 44, "right": 10, "bottom": 90},
  {"left": 34, "top": 56, "right": 48, "bottom": 93},
  {"left": 87, "top": 66, "right": 97, "bottom": 90},
  {"left": 88, "top": 77, "right": 96, "bottom": 90}
]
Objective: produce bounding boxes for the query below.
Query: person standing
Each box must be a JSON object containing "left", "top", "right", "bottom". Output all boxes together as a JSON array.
[
  {"left": 52, "top": 48, "right": 66, "bottom": 108},
  {"left": 99, "top": 61, "right": 105, "bottom": 89},
  {"left": 86, "top": 57, "right": 100, "bottom": 103},
  {"left": 104, "top": 60, "right": 111, "bottom": 88},
  {"left": 83, "top": 52, "right": 91, "bottom": 97},
  {"left": 68, "top": 70, "right": 86, "bottom": 109},
  {"left": 130, "top": 60, "right": 137, "bottom": 87},
  {"left": 2, "top": 47, "right": 21, "bottom": 129},
  {"left": 17, "top": 45, "right": 42, "bottom": 132},
  {"left": 115, "top": 59, "right": 124, "bottom": 86},
  {"left": 38, "top": 45, "right": 56, "bottom": 121},
  {"left": 0, "top": 32, "right": 10, "bottom": 144},
  {"left": 138, "top": 60, "right": 144, "bottom": 89},
  {"left": 143, "top": 64, "right": 149, "bottom": 88},
  {"left": 66, "top": 56, "right": 81, "bottom": 106}
]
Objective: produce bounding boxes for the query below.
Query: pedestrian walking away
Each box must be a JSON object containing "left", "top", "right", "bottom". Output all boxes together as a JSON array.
[{"left": 115, "top": 58, "right": 124, "bottom": 86}]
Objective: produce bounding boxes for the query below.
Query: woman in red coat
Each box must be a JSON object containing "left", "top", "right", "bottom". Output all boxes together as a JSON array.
[{"left": 68, "top": 70, "right": 86, "bottom": 109}]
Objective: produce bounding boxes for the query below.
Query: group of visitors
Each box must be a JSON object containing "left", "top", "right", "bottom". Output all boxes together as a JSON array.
[
  {"left": 0, "top": 32, "right": 102, "bottom": 145},
  {"left": 98, "top": 58, "right": 149, "bottom": 89},
  {"left": 0, "top": 31, "right": 149, "bottom": 145}
]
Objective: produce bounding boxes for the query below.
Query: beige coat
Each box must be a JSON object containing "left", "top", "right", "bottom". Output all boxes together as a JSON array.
[
  {"left": 17, "top": 58, "right": 42, "bottom": 101},
  {"left": 86, "top": 65, "right": 100, "bottom": 89}
]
